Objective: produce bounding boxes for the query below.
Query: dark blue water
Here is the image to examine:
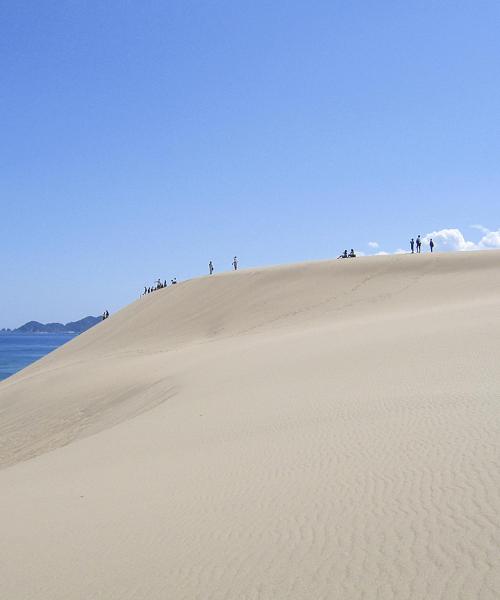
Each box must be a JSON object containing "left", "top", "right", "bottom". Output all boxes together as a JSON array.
[{"left": 0, "top": 334, "right": 76, "bottom": 381}]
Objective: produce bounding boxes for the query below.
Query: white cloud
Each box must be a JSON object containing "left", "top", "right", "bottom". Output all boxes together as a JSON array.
[
  {"left": 422, "top": 227, "right": 500, "bottom": 252},
  {"left": 422, "top": 228, "right": 477, "bottom": 251},
  {"left": 478, "top": 230, "right": 500, "bottom": 248},
  {"left": 365, "top": 226, "right": 500, "bottom": 257}
]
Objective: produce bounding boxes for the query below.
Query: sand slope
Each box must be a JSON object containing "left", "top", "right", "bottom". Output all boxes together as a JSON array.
[{"left": 1, "top": 251, "right": 499, "bottom": 599}]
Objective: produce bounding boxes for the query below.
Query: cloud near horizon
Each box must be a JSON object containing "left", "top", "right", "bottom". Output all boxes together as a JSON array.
[
  {"left": 422, "top": 227, "right": 500, "bottom": 252},
  {"left": 368, "top": 226, "right": 500, "bottom": 256}
]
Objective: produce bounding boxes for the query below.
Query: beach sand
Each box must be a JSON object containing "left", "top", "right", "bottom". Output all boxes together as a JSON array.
[{"left": 1, "top": 251, "right": 499, "bottom": 599}]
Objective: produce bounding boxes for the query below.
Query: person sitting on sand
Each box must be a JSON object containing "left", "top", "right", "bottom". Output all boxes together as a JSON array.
[
  {"left": 171, "top": 278, "right": 177, "bottom": 285},
  {"left": 348, "top": 249, "right": 356, "bottom": 258},
  {"left": 338, "top": 250, "right": 348, "bottom": 259}
]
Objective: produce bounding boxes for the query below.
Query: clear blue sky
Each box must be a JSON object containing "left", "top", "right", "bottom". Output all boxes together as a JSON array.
[{"left": 1, "top": 1, "right": 499, "bottom": 327}]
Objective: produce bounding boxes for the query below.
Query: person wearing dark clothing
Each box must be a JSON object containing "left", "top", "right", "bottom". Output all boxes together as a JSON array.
[
  {"left": 348, "top": 249, "right": 356, "bottom": 258},
  {"left": 171, "top": 278, "right": 177, "bottom": 285},
  {"left": 416, "top": 235, "right": 422, "bottom": 253},
  {"left": 164, "top": 280, "right": 167, "bottom": 287},
  {"left": 410, "top": 238, "right": 415, "bottom": 253},
  {"left": 209, "top": 260, "right": 214, "bottom": 275},
  {"left": 429, "top": 238, "right": 434, "bottom": 253},
  {"left": 232, "top": 256, "right": 238, "bottom": 271},
  {"left": 338, "top": 250, "right": 348, "bottom": 259}
]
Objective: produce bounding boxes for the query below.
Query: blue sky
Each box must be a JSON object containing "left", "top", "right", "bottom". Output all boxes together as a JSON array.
[{"left": 1, "top": 1, "right": 499, "bottom": 327}]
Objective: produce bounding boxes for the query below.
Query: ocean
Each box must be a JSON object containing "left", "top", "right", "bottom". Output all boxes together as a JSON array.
[{"left": 0, "top": 334, "right": 76, "bottom": 381}]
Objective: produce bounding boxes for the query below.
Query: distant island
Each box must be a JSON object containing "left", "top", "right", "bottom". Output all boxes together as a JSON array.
[{"left": 0, "top": 316, "right": 101, "bottom": 335}]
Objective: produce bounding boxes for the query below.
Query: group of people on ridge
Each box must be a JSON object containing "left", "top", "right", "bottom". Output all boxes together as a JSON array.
[
  {"left": 208, "top": 256, "right": 238, "bottom": 275},
  {"left": 338, "top": 249, "right": 357, "bottom": 259},
  {"left": 410, "top": 235, "right": 434, "bottom": 253},
  {"left": 337, "top": 237, "right": 436, "bottom": 259},
  {"left": 143, "top": 278, "right": 177, "bottom": 295},
  {"left": 141, "top": 256, "right": 238, "bottom": 297}
]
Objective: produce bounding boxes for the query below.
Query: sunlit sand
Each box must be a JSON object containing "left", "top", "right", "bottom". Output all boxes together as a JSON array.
[{"left": 1, "top": 250, "right": 499, "bottom": 599}]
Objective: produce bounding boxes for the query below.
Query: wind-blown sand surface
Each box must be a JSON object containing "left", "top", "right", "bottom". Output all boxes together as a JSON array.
[{"left": 1, "top": 251, "right": 499, "bottom": 599}]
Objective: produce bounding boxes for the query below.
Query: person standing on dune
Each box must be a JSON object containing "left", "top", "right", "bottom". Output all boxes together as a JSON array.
[
  {"left": 416, "top": 235, "right": 422, "bottom": 253},
  {"left": 232, "top": 256, "right": 238, "bottom": 271},
  {"left": 410, "top": 238, "right": 415, "bottom": 253},
  {"left": 209, "top": 261, "right": 214, "bottom": 275},
  {"left": 430, "top": 238, "right": 435, "bottom": 253}
]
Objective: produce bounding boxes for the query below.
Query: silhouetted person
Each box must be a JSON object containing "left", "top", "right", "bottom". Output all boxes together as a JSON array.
[
  {"left": 348, "top": 249, "right": 356, "bottom": 258},
  {"left": 209, "top": 260, "right": 214, "bottom": 275},
  {"left": 105, "top": 310, "right": 109, "bottom": 319},
  {"left": 410, "top": 238, "right": 415, "bottom": 253},
  {"left": 164, "top": 280, "right": 167, "bottom": 287},
  {"left": 144, "top": 286, "right": 147, "bottom": 295},
  {"left": 338, "top": 250, "right": 348, "bottom": 259},
  {"left": 232, "top": 256, "right": 238, "bottom": 271},
  {"left": 429, "top": 238, "right": 434, "bottom": 253},
  {"left": 416, "top": 235, "right": 422, "bottom": 253},
  {"left": 171, "top": 278, "right": 177, "bottom": 285}
]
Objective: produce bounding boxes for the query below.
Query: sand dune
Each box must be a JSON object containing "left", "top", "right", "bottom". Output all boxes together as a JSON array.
[{"left": 1, "top": 251, "right": 499, "bottom": 599}]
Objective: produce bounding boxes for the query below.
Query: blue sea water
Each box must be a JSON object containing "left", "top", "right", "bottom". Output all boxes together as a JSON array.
[{"left": 0, "top": 334, "right": 76, "bottom": 381}]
